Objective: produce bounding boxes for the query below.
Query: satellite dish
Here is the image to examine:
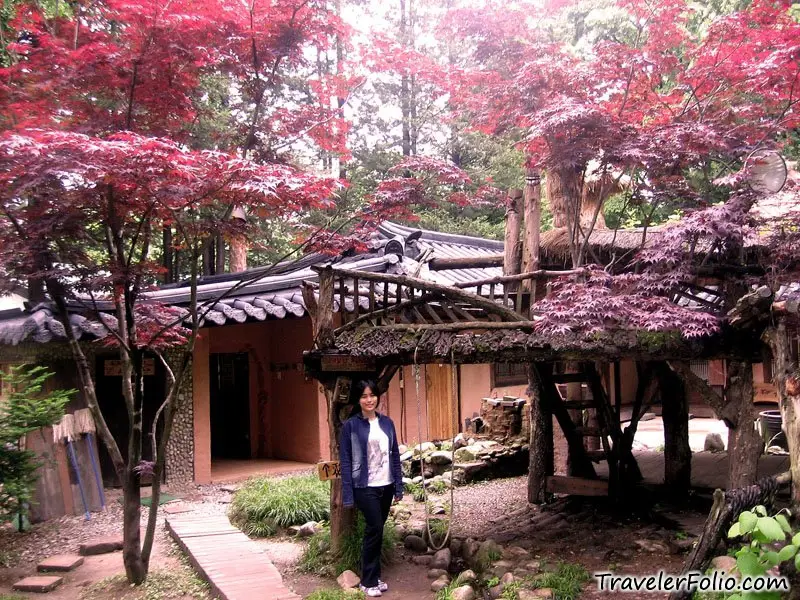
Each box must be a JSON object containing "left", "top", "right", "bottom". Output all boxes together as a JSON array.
[{"left": 745, "top": 149, "right": 788, "bottom": 195}]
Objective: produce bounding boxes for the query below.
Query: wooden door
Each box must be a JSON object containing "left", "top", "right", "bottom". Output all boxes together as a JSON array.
[{"left": 426, "top": 364, "right": 458, "bottom": 440}]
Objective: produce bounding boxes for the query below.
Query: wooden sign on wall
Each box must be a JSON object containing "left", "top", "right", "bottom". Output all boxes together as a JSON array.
[
  {"left": 104, "top": 358, "right": 155, "bottom": 377},
  {"left": 320, "top": 354, "right": 376, "bottom": 372},
  {"left": 317, "top": 461, "right": 341, "bottom": 481}
]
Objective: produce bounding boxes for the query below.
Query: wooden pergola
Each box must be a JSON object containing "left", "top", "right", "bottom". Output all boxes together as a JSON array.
[{"left": 302, "top": 264, "right": 761, "bottom": 510}]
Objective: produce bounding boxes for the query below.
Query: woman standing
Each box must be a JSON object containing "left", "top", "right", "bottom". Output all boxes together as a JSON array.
[{"left": 339, "top": 379, "right": 404, "bottom": 597}]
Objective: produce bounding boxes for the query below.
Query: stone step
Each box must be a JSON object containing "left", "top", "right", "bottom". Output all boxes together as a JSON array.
[
  {"left": 37, "top": 554, "right": 84, "bottom": 572},
  {"left": 12, "top": 575, "right": 63, "bottom": 593},
  {"left": 79, "top": 537, "right": 123, "bottom": 556}
]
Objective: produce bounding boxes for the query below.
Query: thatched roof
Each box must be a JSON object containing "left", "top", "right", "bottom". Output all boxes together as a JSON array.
[
  {"left": 539, "top": 227, "right": 660, "bottom": 268},
  {"left": 305, "top": 324, "right": 759, "bottom": 369}
]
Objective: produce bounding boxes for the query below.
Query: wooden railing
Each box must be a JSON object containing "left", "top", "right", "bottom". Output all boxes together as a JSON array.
[{"left": 310, "top": 266, "right": 585, "bottom": 330}]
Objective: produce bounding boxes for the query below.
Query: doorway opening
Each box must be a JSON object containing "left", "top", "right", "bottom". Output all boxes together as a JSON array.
[{"left": 210, "top": 353, "right": 251, "bottom": 460}]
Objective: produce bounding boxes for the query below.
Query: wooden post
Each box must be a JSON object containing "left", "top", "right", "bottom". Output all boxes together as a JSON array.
[
  {"left": 764, "top": 321, "right": 800, "bottom": 509},
  {"left": 325, "top": 376, "right": 356, "bottom": 554},
  {"left": 660, "top": 365, "right": 691, "bottom": 496},
  {"left": 521, "top": 168, "right": 542, "bottom": 294},
  {"left": 504, "top": 189, "right": 523, "bottom": 293},
  {"left": 527, "top": 362, "right": 553, "bottom": 503},
  {"left": 726, "top": 360, "right": 760, "bottom": 488}
]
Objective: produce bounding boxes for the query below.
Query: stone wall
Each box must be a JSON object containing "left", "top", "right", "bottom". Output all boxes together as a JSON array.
[
  {"left": 479, "top": 397, "right": 526, "bottom": 443},
  {"left": 165, "top": 350, "right": 194, "bottom": 485}
]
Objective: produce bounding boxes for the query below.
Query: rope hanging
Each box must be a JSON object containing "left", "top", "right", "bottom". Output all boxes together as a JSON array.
[{"left": 413, "top": 344, "right": 456, "bottom": 551}]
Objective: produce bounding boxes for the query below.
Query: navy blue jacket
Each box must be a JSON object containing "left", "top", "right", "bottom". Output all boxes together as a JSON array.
[{"left": 339, "top": 412, "right": 403, "bottom": 507}]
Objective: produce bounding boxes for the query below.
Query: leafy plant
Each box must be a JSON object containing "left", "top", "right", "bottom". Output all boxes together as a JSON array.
[
  {"left": 530, "top": 563, "right": 590, "bottom": 600},
  {"left": 405, "top": 481, "right": 426, "bottom": 502},
  {"left": 500, "top": 580, "right": 522, "bottom": 599},
  {"left": 428, "top": 479, "right": 448, "bottom": 494},
  {"left": 0, "top": 365, "right": 72, "bottom": 529},
  {"left": 299, "top": 515, "right": 397, "bottom": 576},
  {"left": 229, "top": 475, "right": 330, "bottom": 537},
  {"left": 725, "top": 505, "right": 796, "bottom": 599},
  {"left": 485, "top": 576, "right": 500, "bottom": 588}
]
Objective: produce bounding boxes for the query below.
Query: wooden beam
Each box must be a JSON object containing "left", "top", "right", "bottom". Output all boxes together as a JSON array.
[
  {"left": 504, "top": 189, "right": 523, "bottom": 292},
  {"left": 321, "top": 354, "right": 376, "bottom": 372},
  {"left": 521, "top": 168, "right": 542, "bottom": 294},
  {"left": 427, "top": 255, "right": 503, "bottom": 271},
  {"left": 371, "top": 321, "right": 539, "bottom": 332},
  {"left": 545, "top": 475, "right": 608, "bottom": 497},
  {"left": 453, "top": 268, "right": 586, "bottom": 289}
]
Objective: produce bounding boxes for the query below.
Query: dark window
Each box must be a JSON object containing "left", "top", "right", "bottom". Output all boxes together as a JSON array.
[{"left": 492, "top": 362, "right": 528, "bottom": 387}]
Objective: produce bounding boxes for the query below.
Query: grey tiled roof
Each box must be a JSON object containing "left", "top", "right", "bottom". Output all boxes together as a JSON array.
[{"left": 0, "top": 222, "right": 505, "bottom": 345}]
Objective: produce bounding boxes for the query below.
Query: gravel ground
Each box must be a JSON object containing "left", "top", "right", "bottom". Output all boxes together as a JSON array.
[{"left": 449, "top": 476, "right": 529, "bottom": 538}]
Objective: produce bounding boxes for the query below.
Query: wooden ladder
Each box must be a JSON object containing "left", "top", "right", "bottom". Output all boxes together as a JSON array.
[{"left": 542, "top": 366, "right": 627, "bottom": 497}]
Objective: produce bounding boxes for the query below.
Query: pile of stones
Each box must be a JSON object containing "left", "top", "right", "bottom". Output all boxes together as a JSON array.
[{"left": 399, "top": 433, "right": 529, "bottom": 489}]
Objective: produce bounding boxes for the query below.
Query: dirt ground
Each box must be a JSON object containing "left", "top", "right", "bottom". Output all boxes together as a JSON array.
[{"left": 0, "top": 476, "right": 720, "bottom": 600}]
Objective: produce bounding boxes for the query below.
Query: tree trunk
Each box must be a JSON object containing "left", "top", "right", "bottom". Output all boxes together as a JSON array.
[
  {"left": 527, "top": 363, "right": 553, "bottom": 503},
  {"left": 520, "top": 168, "right": 541, "bottom": 294},
  {"left": 660, "top": 365, "right": 691, "bottom": 496},
  {"left": 726, "top": 360, "right": 760, "bottom": 488},
  {"left": 326, "top": 376, "right": 356, "bottom": 554},
  {"left": 504, "top": 189, "right": 523, "bottom": 293},
  {"left": 230, "top": 234, "right": 247, "bottom": 272},
  {"left": 162, "top": 228, "right": 173, "bottom": 284},
  {"left": 764, "top": 321, "right": 800, "bottom": 508},
  {"left": 215, "top": 233, "right": 225, "bottom": 274},
  {"left": 122, "top": 473, "right": 146, "bottom": 583}
]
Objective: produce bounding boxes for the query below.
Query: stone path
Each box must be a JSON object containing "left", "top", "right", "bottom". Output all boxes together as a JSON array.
[{"left": 166, "top": 514, "right": 301, "bottom": 600}]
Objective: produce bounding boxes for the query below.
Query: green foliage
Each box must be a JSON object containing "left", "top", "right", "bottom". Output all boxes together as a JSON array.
[
  {"left": 0, "top": 365, "right": 72, "bottom": 527},
  {"left": 404, "top": 481, "right": 426, "bottom": 502},
  {"left": 229, "top": 475, "right": 330, "bottom": 537},
  {"left": 725, "top": 504, "right": 796, "bottom": 599},
  {"left": 299, "top": 515, "right": 397, "bottom": 577},
  {"left": 485, "top": 576, "right": 500, "bottom": 588},
  {"left": 305, "top": 589, "right": 365, "bottom": 600},
  {"left": 500, "top": 580, "right": 522, "bottom": 599},
  {"left": 434, "top": 578, "right": 462, "bottom": 600},
  {"left": 428, "top": 479, "right": 448, "bottom": 495},
  {"left": 530, "top": 563, "right": 590, "bottom": 600}
]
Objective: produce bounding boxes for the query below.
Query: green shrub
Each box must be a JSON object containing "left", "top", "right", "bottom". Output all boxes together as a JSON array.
[
  {"left": 404, "top": 480, "right": 426, "bottom": 502},
  {"left": 530, "top": 563, "right": 590, "bottom": 600},
  {"left": 0, "top": 366, "right": 72, "bottom": 529},
  {"left": 305, "top": 589, "right": 365, "bottom": 600},
  {"left": 229, "top": 475, "right": 330, "bottom": 537},
  {"left": 428, "top": 479, "right": 448, "bottom": 494},
  {"left": 300, "top": 515, "right": 397, "bottom": 576}
]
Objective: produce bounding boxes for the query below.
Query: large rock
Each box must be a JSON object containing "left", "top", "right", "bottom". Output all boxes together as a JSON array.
[
  {"left": 431, "top": 548, "right": 452, "bottom": 571},
  {"left": 428, "top": 568, "right": 449, "bottom": 579},
  {"left": 454, "top": 447, "right": 477, "bottom": 463},
  {"left": 710, "top": 555, "right": 737, "bottom": 573},
  {"left": 412, "top": 555, "right": 433, "bottom": 566},
  {"left": 505, "top": 546, "right": 530, "bottom": 559},
  {"left": 429, "top": 451, "right": 453, "bottom": 465},
  {"left": 457, "top": 570, "right": 477, "bottom": 585},
  {"left": 462, "top": 539, "right": 480, "bottom": 562},
  {"left": 519, "top": 590, "right": 554, "bottom": 599},
  {"left": 337, "top": 570, "right": 361, "bottom": 589},
  {"left": 454, "top": 433, "right": 467, "bottom": 449},
  {"left": 404, "top": 534, "right": 428, "bottom": 552},
  {"left": 297, "top": 521, "right": 321, "bottom": 537},
  {"left": 431, "top": 575, "right": 451, "bottom": 592},
  {"left": 400, "top": 451, "right": 414, "bottom": 462},
  {"left": 414, "top": 442, "right": 436, "bottom": 456},
  {"left": 450, "top": 538, "right": 463, "bottom": 557},
  {"left": 704, "top": 433, "right": 725, "bottom": 453},
  {"left": 79, "top": 538, "right": 123, "bottom": 556},
  {"left": 451, "top": 585, "right": 476, "bottom": 600}
]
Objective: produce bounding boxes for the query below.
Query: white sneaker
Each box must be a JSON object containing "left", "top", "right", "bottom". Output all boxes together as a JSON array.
[
  {"left": 359, "top": 584, "right": 383, "bottom": 597},
  {"left": 377, "top": 580, "right": 389, "bottom": 592}
]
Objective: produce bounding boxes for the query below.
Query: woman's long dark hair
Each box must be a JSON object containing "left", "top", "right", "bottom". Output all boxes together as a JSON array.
[{"left": 350, "top": 379, "right": 379, "bottom": 417}]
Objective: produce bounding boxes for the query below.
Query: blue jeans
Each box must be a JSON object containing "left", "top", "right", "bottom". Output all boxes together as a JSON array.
[{"left": 353, "top": 484, "right": 394, "bottom": 587}]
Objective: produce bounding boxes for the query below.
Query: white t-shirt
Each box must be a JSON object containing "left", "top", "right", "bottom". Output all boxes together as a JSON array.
[{"left": 366, "top": 417, "right": 392, "bottom": 487}]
